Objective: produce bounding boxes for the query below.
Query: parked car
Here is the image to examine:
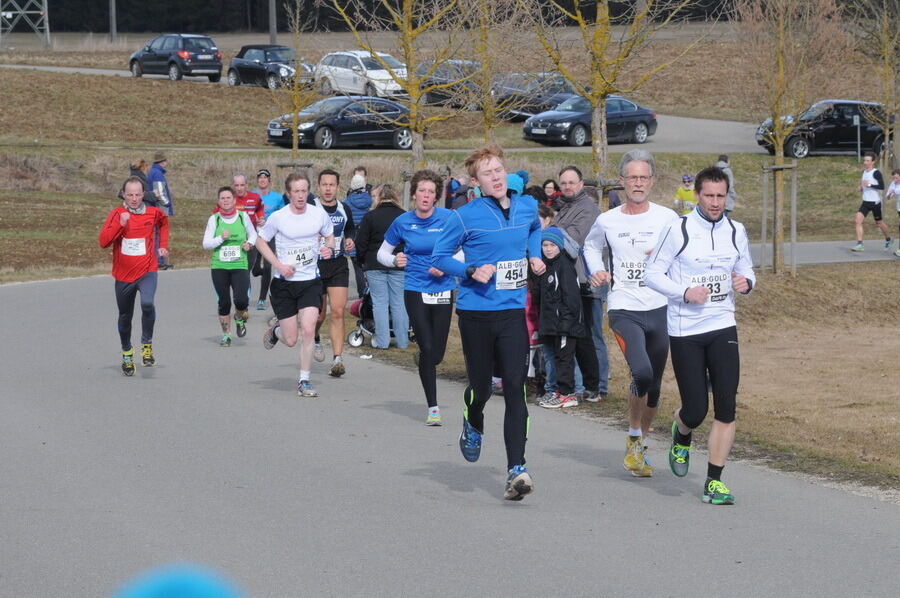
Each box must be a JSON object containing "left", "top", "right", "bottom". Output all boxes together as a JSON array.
[
  {"left": 491, "top": 73, "right": 577, "bottom": 121},
  {"left": 266, "top": 96, "right": 413, "bottom": 150},
  {"left": 522, "top": 95, "right": 658, "bottom": 147},
  {"left": 755, "top": 99, "right": 892, "bottom": 158},
  {"left": 314, "top": 50, "right": 408, "bottom": 98},
  {"left": 227, "top": 45, "right": 314, "bottom": 89},
  {"left": 415, "top": 59, "right": 481, "bottom": 108},
  {"left": 129, "top": 33, "right": 222, "bottom": 82}
]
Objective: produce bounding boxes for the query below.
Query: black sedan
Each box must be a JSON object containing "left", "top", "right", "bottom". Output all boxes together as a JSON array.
[
  {"left": 267, "top": 96, "right": 413, "bottom": 150},
  {"left": 492, "top": 73, "right": 577, "bottom": 121},
  {"left": 228, "top": 45, "right": 314, "bottom": 89},
  {"left": 523, "top": 95, "right": 657, "bottom": 147}
]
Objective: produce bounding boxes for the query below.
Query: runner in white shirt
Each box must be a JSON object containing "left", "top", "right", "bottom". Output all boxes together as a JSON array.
[
  {"left": 584, "top": 149, "right": 678, "bottom": 477},
  {"left": 644, "top": 166, "right": 756, "bottom": 505},
  {"left": 255, "top": 172, "right": 335, "bottom": 398},
  {"left": 851, "top": 152, "right": 892, "bottom": 252},
  {"left": 886, "top": 168, "right": 900, "bottom": 256}
]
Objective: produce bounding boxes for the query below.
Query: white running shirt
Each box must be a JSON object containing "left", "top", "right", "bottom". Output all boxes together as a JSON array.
[
  {"left": 861, "top": 168, "right": 882, "bottom": 204},
  {"left": 258, "top": 203, "right": 333, "bottom": 281},
  {"left": 583, "top": 202, "right": 678, "bottom": 311}
]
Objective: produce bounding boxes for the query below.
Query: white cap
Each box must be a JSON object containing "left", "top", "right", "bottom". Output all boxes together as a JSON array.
[{"left": 350, "top": 174, "right": 366, "bottom": 190}]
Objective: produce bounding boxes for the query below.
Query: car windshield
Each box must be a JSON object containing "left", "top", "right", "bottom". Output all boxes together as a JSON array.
[
  {"left": 185, "top": 38, "right": 215, "bottom": 51},
  {"left": 800, "top": 103, "right": 833, "bottom": 121},
  {"left": 266, "top": 48, "right": 296, "bottom": 62},
  {"left": 299, "top": 98, "right": 347, "bottom": 115},
  {"left": 362, "top": 55, "right": 403, "bottom": 70},
  {"left": 555, "top": 96, "right": 590, "bottom": 112}
]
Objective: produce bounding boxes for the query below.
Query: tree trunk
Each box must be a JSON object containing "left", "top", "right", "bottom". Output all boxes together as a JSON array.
[
  {"left": 291, "top": 111, "right": 299, "bottom": 161},
  {"left": 411, "top": 129, "right": 426, "bottom": 171},
  {"left": 591, "top": 97, "right": 609, "bottom": 209},
  {"left": 772, "top": 148, "right": 785, "bottom": 273}
]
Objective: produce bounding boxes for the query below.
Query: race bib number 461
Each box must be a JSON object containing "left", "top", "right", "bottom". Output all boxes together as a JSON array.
[{"left": 496, "top": 258, "right": 527, "bottom": 290}]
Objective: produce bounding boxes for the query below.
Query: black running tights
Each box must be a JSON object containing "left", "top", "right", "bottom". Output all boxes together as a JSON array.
[
  {"left": 115, "top": 272, "right": 158, "bottom": 350},
  {"left": 211, "top": 268, "right": 250, "bottom": 316},
  {"left": 404, "top": 290, "right": 453, "bottom": 408},
  {"left": 669, "top": 326, "right": 740, "bottom": 429}
]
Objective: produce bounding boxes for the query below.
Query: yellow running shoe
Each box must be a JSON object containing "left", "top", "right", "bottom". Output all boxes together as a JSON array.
[
  {"left": 631, "top": 446, "right": 653, "bottom": 477},
  {"left": 140, "top": 343, "right": 155, "bottom": 366},
  {"left": 624, "top": 435, "right": 644, "bottom": 471}
]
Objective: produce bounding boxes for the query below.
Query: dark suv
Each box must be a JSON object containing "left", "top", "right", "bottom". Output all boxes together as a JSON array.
[
  {"left": 415, "top": 59, "right": 481, "bottom": 108},
  {"left": 491, "top": 73, "right": 577, "bottom": 121},
  {"left": 756, "top": 99, "right": 891, "bottom": 158},
  {"left": 130, "top": 34, "right": 222, "bottom": 82}
]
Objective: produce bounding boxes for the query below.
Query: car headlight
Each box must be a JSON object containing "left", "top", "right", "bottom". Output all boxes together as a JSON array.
[
  {"left": 269, "top": 120, "right": 285, "bottom": 129},
  {"left": 279, "top": 67, "right": 291, "bottom": 77},
  {"left": 298, "top": 122, "right": 315, "bottom": 130},
  {"left": 554, "top": 121, "right": 572, "bottom": 129}
]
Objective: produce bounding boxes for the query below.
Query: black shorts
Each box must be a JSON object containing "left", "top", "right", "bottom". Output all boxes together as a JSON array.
[
  {"left": 318, "top": 258, "right": 350, "bottom": 290},
  {"left": 858, "top": 201, "right": 883, "bottom": 221},
  {"left": 270, "top": 277, "right": 323, "bottom": 320}
]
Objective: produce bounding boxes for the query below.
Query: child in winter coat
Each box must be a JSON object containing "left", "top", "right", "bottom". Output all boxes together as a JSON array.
[{"left": 535, "top": 227, "right": 601, "bottom": 408}]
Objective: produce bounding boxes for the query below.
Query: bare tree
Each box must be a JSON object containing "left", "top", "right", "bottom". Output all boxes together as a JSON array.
[
  {"left": 846, "top": 0, "right": 898, "bottom": 170},
  {"left": 529, "top": 0, "right": 703, "bottom": 193},
  {"left": 735, "top": 0, "right": 850, "bottom": 273},
  {"left": 329, "top": 0, "right": 468, "bottom": 169}
]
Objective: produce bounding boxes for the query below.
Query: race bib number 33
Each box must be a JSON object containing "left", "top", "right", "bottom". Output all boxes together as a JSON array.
[
  {"left": 495, "top": 258, "right": 527, "bottom": 290},
  {"left": 691, "top": 272, "right": 732, "bottom": 303}
]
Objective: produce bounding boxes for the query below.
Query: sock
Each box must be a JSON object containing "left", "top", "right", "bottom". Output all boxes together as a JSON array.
[
  {"left": 314, "top": 335, "right": 321, "bottom": 344},
  {"left": 675, "top": 428, "right": 692, "bottom": 446},
  {"left": 299, "top": 370, "right": 310, "bottom": 382},
  {"left": 333, "top": 354, "right": 342, "bottom": 362},
  {"left": 628, "top": 427, "right": 642, "bottom": 438},
  {"left": 492, "top": 376, "right": 502, "bottom": 385},
  {"left": 429, "top": 406, "right": 440, "bottom": 414},
  {"left": 273, "top": 325, "right": 282, "bottom": 342},
  {"left": 707, "top": 463, "right": 724, "bottom": 481}
]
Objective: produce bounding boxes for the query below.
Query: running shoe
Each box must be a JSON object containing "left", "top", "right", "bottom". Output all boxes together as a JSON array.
[
  {"left": 262, "top": 317, "right": 279, "bottom": 350},
  {"left": 540, "top": 393, "right": 579, "bottom": 409},
  {"left": 624, "top": 436, "right": 644, "bottom": 472},
  {"left": 459, "top": 418, "right": 483, "bottom": 462},
  {"left": 503, "top": 465, "right": 534, "bottom": 501},
  {"left": 894, "top": 249, "right": 900, "bottom": 257},
  {"left": 702, "top": 478, "right": 735, "bottom": 505},
  {"left": 121, "top": 349, "right": 135, "bottom": 376},
  {"left": 256, "top": 299, "right": 266, "bottom": 311},
  {"left": 329, "top": 356, "right": 345, "bottom": 378},
  {"left": 885, "top": 237, "right": 894, "bottom": 250},
  {"left": 297, "top": 379, "right": 318, "bottom": 398},
  {"left": 851, "top": 242, "right": 865, "bottom": 252},
  {"left": 669, "top": 421, "right": 691, "bottom": 477},
  {"left": 491, "top": 380, "right": 503, "bottom": 395},
  {"left": 631, "top": 447, "right": 653, "bottom": 478},
  {"left": 582, "top": 390, "right": 605, "bottom": 403},
  {"left": 426, "top": 408, "right": 442, "bottom": 426},
  {"left": 219, "top": 334, "right": 232, "bottom": 347},
  {"left": 141, "top": 343, "right": 155, "bottom": 366},
  {"left": 235, "top": 318, "right": 247, "bottom": 338},
  {"left": 314, "top": 343, "right": 325, "bottom": 362}
]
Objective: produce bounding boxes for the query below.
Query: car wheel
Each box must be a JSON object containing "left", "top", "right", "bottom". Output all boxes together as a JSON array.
[
  {"left": 319, "top": 78, "right": 333, "bottom": 95},
  {"left": 227, "top": 69, "right": 240, "bottom": 86},
  {"left": 267, "top": 74, "right": 280, "bottom": 90},
  {"left": 393, "top": 128, "right": 413, "bottom": 150},
  {"left": 347, "top": 330, "right": 364, "bottom": 347},
  {"left": 314, "top": 126, "right": 334, "bottom": 150},
  {"left": 632, "top": 122, "right": 649, "bottom": 144},
  {"left": 365, "top": 83, "right": 378, "bottom": 97},
  {"left": 786, "top": 136, "right": 810, "bottom": 159},
  {"left": 168, "top": 62, "right": 182, "bottom": 81},
  {"left": 567, "top": 124, "right": 587, "bottom": 147},
  {"left": 208, "top": 73, "right": 221, "bottom": 83},
  {"left": 130, "top": 61, "right": 142, "bottom": 78}
]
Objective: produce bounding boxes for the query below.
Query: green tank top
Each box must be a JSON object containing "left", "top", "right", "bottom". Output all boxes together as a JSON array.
[{"left": 210, "top": 212, "right": 249, "bottom": 269}]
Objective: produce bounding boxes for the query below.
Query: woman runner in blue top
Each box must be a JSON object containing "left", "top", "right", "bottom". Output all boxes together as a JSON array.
[{"left": 378, "top": 169, "right": 458, "bottom": 426}]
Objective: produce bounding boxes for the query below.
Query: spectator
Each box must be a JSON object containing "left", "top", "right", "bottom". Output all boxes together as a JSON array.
[
  {"left": 716, "top": 155, "right": 737, "bottom": 216},
  {"left": 543, "top": 179, "right": 561, "bottom": 204},
  {"left": 119, "top": 159, "right": 159, "bottom": 208},
  {"left": 525, "top": 185, "right": 549, "bottom": 206},
  {"left": 147, "top": 152, "right": 173, "bottom": 269},
  {"left": 608, "top": 188, "right": 623, "bottom": 209},
  {"left": 355, "top": 184, "right": 409, "bottom": 349},
  {"left": 538, "top": 203, "right": 556, "bottom": 229},
  {"left": 673, "top": 174, "right": 696, "bottom": 215},
  {"left": 344, "top": 171, "right": 373, "bottom": 298},
  {"left": 446, "top": 173, "right": 470, "bottom": 209}
]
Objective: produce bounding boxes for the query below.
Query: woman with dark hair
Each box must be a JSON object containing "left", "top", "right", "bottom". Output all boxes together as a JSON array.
[
  {"left": 543, "top": 178, "right": 561, "bottom": 204},
  {"left": 377, "top": 170, "right": 458, "bottom": 426},
  {"left": 202, "top": 186, "right": 257, "bottom": 347},
  {"left": 355, "top": 184, "right": 409, "bottom": 351},
  {"left": 525, "top": 185, "right": 548, "bottom": 205}
]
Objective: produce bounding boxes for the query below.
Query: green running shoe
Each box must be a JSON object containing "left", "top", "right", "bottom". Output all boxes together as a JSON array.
[
  {"left": 702, "top": 478, "right": 735, "bottom": 505},
  {"left": 235, "top": 318, "right": 247, "bottom": 338},
  {"left": 121, "top": 349, "right": 135, "bottom": 376},
  {"left": 668, "top": 421, "right": 691, "bottom": 477},
  {"left": 220, "top": 334, "right": 232, "bottom": 347}
]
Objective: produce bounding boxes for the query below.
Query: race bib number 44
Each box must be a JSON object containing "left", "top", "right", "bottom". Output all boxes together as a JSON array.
[
  {"left": 690, "top": 272, "right": 732, "bottom": 303},
  {"left": 121, "top": 238, "right": 146, "bottom": 256},
  {"left": 284, "top": 245, "right": 317, "bottom": 268},
  {"left": 219, "top": 245, "right": 241, "bottom": 262},
  {"left": 496, "top": 258, "right": 527, "bottom": 290}
]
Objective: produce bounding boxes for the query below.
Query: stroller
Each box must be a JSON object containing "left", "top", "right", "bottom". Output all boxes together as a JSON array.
[{"left": 346, "top": 287, "right": 415, "bottom": 348}]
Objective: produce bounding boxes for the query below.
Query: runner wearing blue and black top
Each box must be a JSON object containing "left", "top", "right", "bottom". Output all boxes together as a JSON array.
[
  {"left": 645, "top": 166, "right": 756, "bottom": 505},
  {"left": 253, "top": 168, "right": 286, "bottom": 310},
  {"left": 432, "top": 144, "right": 545, "bottom": 501},
  {"left": 378, "top": 169, "right": 457, "bottom": 426}
]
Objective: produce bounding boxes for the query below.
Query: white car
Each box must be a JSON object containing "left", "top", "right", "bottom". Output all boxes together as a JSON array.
[{"left": 314, "top": 50, "right": 408, "bottom": 98}]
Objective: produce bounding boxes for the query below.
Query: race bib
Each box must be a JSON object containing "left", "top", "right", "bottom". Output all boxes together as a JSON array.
[
  {"left": 121, "top": 238, "right": 146, "bottom": 256},
  {"left": 320, "top": 235, "right": 343, "bottom": 257},
  {"left": 284, "top": 244, "right": 317, "bottom": 268},
  {"left": 422, "top": 290, "right": 451, "bottom": 305},
  {"left": 618, "top": 260, "right": 646, "bottom": 288},
  {"left": 495, "top": 258, "right": 527, "bottom": 290},
  {"left": 690, "top": 272, "right": 732, "bottom": 303},
  {"left": 218, "top": 245, "right": 241, "bottom": 262}
]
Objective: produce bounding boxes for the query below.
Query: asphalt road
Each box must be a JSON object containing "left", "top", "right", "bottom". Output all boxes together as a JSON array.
[
  {"left": 1, "top": 269, "right": 898, "bottom": 597},
  {"left": 0, "top": 63, "right": 763, "bottom": 155}
]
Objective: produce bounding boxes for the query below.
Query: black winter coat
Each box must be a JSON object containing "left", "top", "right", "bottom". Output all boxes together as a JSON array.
[
  {"left": 355, "top": 202, "right": 405, "bottom": 271},
  {"left": 536, "top": 251, "right": 587, "bottom": 339}
]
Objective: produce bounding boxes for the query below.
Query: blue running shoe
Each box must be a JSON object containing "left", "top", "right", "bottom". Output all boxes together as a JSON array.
[
  {"left": 504, "top": 465, "right": 534, "bottom": 501},
  {"left": 459, "top": 418, "right": 482, "bottom": 462}
]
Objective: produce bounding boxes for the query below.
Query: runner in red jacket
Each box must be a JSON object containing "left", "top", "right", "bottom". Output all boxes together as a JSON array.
[{"left": 98, "top": 176, "right": 170, "bottom": 376}]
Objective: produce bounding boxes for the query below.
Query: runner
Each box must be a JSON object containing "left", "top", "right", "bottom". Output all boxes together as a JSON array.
[
  {"left": 887, "top": 169, "right": 900, "bottom": 257},
  {"left": 432, "top": 143, "right": 544, "bottom": 501},
  {"left": 255, "top": 172, "right": 335, "bottom": 398},
  {"left": 98, "top": 176, "right": 169, "bottom": 375},
  {"left": 377, "top": 169, "right": 457, "bottom": 426},
  {"left": 584, "top": 149, "right": 678, "bottom": 477},
  {"left": 253, "top": 168, "right": 286, "bottom": 310},
  {"left": 645, "top": 166, "right": 756, "bottom": 505},
  {"left": 310, "top": 169, "right": 355, "bottom": 377},
  {"left": 202, "top": 186, "right": 258, "bottom": 347},
  {"left": 851, "top": 152, "right": 892, "bottom": 252}
]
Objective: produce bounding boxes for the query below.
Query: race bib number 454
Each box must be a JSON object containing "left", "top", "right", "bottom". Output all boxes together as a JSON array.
[{"left": 496, "top": 258, "right": 527, "bottom": 290}]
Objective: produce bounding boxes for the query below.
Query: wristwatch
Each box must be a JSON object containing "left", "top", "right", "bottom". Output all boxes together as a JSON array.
[{"left": 465, "top": 265, "right": 477, "bottom": 279}]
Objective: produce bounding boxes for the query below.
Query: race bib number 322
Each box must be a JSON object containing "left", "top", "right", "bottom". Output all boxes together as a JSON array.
[{"left": 495, "top": 258, "right": 527, "bottom": 290}]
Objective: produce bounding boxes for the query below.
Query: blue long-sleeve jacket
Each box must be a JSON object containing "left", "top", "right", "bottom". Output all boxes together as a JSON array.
[
  {"left": 432, "top": 193, "right": 542, "bottom": 311},
  {"left": 147, "top": 163, "right": 174, "bottom": 216}
]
